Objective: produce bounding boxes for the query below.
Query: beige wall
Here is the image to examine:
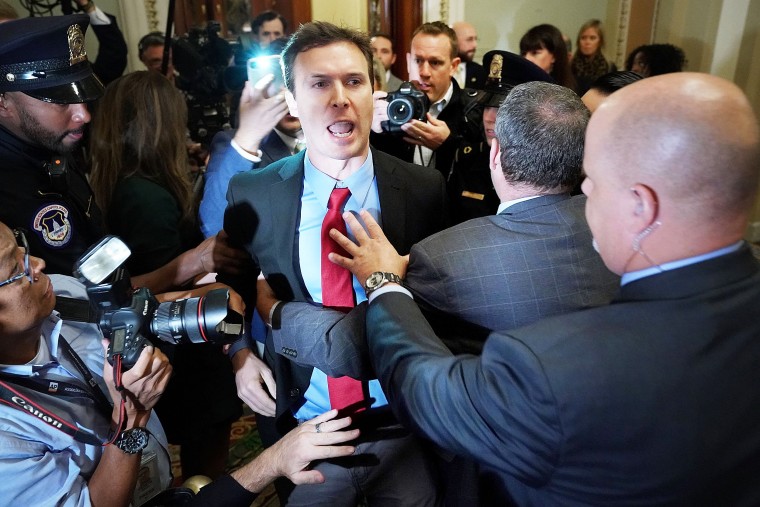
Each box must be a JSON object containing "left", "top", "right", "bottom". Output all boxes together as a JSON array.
[
  {"left": 464, "top": 0, "right": 619, "bottom": 64},
  {"left": 311, "top": 0, "right": 366, "bottom": 30},
  {"left": 653, "top": 0, "right": 723, "bottom": 74}
]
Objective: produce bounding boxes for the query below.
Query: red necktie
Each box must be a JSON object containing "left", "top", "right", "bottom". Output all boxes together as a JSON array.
[{"left": 321, "top": 187, "right": 365, "bottom": 412}]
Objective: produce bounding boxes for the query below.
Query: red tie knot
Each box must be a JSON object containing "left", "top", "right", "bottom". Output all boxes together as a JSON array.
[{"left": 328, "top": 187, "right": 351, "bottom": 211}]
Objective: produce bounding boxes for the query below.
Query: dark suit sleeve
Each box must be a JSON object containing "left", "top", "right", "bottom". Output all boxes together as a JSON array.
[
  {"left": 218, "top": 175, "right": 261, "bottom": 323},
  {"left": 272, "top": 302, "right": 373, "bottom": 379},
  {"left": 367, "top": 291, "right": 561, "bottom": 485},
  {"left": 89, "top": 14, "right": 128, "bottom": 86}
]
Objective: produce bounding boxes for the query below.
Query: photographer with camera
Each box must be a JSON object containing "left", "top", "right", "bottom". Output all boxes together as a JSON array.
[
  {"left": 370, "top": 21, "right": 481, "bottom": 178},
  {"left": 0, "top": 220, "right": 360, "bottom": 506}
]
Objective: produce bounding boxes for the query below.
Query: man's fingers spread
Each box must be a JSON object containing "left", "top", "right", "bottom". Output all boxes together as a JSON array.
[
  {"left": 359, "top": 211, "right": 385, "bottom": 240},
  {"left": 328, "top": 252, "right": 351, "bottom": 268},
  {"left": 343, "top": 212, "right": 368, "bottom": 241},
  {"left": 329, "top": 228, "right": 359, "bottom": 253}
]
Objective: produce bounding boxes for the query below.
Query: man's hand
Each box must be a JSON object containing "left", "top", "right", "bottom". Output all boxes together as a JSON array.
[
  {"left": 234, "top": 76, "right": 289, "bottom": 153},
  {"left": 74, "top": 0, "right": 96, "bottom": 14},
  {"left": 265, "top": 410, "right": 359, "bottom": 485},
  {"left": 103, "top": 342, "right": 172, "bottom": 427},
  {"left": 256, "top": 276, "right": 279, "bottom": 324},
  {"left": 328, "top": 209, "right": 409, "bottom": 283},
  {"left": 230, "top": 410, "right": 358, "bottom": 493},
  {"left": 231, "top": 348, "right": 277, "bottom": 417},
  {"left": 401, "top": 114, "right": 450, "bottom": 150},
  {"left": 371, "top": 90, "right": 389, "bottom": 133},
  {"left": 196, "top": 230, "right": 249, "bottom": 276}
]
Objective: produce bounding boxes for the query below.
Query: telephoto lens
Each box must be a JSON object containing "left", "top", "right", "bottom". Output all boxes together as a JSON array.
[{"left": 151, "top": 288, "right": 244, "bottom": 345}]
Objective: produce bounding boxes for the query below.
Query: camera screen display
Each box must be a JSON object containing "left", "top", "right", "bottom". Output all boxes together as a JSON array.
[
  {"left": 247, "top": 55, "right": 284, "bottom": 97},
  {"left": 111, "top": 328, "right": 126, "bottom": 355}
]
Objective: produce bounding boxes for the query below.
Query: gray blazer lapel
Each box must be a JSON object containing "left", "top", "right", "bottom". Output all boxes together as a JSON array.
[{"left": 265, "top": 153, "right": 310, "bottom": 300}]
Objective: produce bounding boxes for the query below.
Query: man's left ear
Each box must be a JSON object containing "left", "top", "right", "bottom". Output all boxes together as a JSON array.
[
  {"left": 489, "top": 138, "right": 501, "bottom": 173},
  {"left": 451, "top": 56, "right": 461, "bottom": 75},
  {"left": 285, "top": 90, "right": 299, "bottom": 117},
  {"left": 630, "top": 183, "right": 658, "bottom": 224}
]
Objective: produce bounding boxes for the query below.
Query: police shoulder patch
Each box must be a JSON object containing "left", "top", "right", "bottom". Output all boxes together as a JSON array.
[{"left": 33, "top": 204, "right": 72, "bottom": 248}]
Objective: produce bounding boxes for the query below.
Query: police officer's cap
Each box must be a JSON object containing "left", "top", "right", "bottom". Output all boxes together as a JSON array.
[
  {"left": 0, "top": 14, "right": 103, "bottom": 104},
  {"left": 478, "top": 50, "right": 554, "bottom": 108}
]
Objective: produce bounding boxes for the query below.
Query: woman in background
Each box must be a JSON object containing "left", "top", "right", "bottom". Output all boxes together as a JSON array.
[
  {"left": 520, "top": 24, "right": 576, "bottom": 91},
  {"left": 89, "top": 71, "right": 241, "bottom": 481},
  {"left": 571, "top": 19, "right": 616, "bottom": 95},
  {"left": 625, "top": 43, "right": 686, "bottom": 77}
]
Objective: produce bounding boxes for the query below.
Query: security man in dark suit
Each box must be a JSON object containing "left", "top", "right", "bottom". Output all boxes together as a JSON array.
[
  {"left": 333, "top": 72, "right": 760, "bottom": 506},
  {"left": 448, "top": 51, "right": 553, "bottom": 224}
]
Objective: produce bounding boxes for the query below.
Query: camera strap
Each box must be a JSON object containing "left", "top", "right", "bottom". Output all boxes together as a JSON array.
[
  {"left": 55, "top": 296, "right": 99, "bottom": 323},
  {"left": 0, "top": 337, "right": 113, "bottom": 446},
  {"left": 0, "top": 380, "right": 105, "bottom": 446}
]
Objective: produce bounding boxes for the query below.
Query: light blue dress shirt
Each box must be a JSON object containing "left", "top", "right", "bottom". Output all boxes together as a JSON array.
[
  {"left": 0, "top": 275, "right": 170, "bottom": 506},
  {"left": 621, "top": 241, "right": 744, "bottom": 286},
  {"left": 294, "top": 150, "right": 389, "bottom": 421}
]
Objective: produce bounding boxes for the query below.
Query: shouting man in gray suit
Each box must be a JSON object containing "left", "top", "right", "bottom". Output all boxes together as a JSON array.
[
  {"left": 217, "top": 21, "right": 446, "bottom": 507},
  {"left": 331, "top": 73, "right": 760, "bottom": 504}
]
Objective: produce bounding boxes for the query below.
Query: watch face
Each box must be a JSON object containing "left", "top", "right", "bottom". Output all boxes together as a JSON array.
[
  {"left": 366, "top": 272, "right": 384, "bottom": 290},
  {"left": 116, "top": 428, "right": 149, "bottom": 454}
]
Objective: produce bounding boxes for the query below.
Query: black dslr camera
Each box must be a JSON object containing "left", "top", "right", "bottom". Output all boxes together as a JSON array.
[
  {"left": 73, "top": 236, "right": 244, "bottom": 369},
  {"left": 381, "top": 81, "right": 430, "bottom": 134}
]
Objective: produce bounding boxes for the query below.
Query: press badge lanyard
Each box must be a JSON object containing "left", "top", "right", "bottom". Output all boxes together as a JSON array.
[{"left": 0, "top": 337, "right": 112, "bottom": 446}]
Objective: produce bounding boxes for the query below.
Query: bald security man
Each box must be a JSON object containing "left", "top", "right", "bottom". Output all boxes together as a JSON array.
[{"left": 328, "top": 72, "right": 760, "bottom": 505}]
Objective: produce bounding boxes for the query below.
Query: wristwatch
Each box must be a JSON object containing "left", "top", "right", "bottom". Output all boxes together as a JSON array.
[
  {"left": 113, "top": 427, "right": 149, "bottom": 454},
  {"left": 365, "top": 272, "right": 403, "bottom": 295}
]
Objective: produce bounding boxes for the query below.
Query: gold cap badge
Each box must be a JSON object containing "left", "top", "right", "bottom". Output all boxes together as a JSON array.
[
  {"left": 67, "top": 24, "right": 87, "bottom": 65},
  {"left": 488, "top": 54, "right": 503, "bottom": 81}
]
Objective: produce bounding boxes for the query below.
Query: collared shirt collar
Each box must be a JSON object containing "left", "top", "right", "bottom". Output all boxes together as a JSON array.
[
  {"left": 621, "top": 240, "right": 745, "bottom": 286},
  {"left": 303, "top": 150, "right": 375, "bottom": 210},
  {"left": 497, "top": 195, "right": 542, "bottom": 214},
  {"left": 429, "top": 81, "right": 455, "bottom": 118},
  {"left": 0, "top": 313, "right": 62, "bottom": 376},
  {"left": 273, "top": 128, "right": 304, "bottom": 154},
  {"left": 453, "top": 64, "right": 466, "bottom": 89}
]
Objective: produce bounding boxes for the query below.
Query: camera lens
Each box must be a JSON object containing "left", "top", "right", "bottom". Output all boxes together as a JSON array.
[
  {"left": 151, "top": 289, "right": 243, "bottom": 345},
  {"left": 388, "top": 97, "right": 414, "bottom": 124}
]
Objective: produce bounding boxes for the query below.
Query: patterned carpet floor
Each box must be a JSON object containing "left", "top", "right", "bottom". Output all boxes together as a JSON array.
[{"left": 169, "top": 404, "right": 280, "bottom": 506}]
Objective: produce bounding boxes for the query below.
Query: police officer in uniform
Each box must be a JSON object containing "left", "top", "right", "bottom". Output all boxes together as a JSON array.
[
  {"left": 448, "top": 50, "right": 554, "bottom": 224},
  {"left": 0, "top": 14, "right": 246, "bottom": 289},
  {"left": 0, "top": 14, "right": 106, "bottom": 275}
]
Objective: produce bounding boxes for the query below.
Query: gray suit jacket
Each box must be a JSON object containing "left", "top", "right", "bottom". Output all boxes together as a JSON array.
[
  {"left": 273, "top": 193, "right": 618, "bottom": 376},
  {"left": 219, "top": 147, "right": 448, "bottom": 430},
  {"left": 386, "top": 72, "right": 404, "bottom": 92},
  {"left": 367, "top": 246, "right": 760, "bottom": 505}
]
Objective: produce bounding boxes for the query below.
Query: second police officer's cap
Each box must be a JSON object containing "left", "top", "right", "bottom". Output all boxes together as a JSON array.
[
  {"left": 0, "top": 14, "right": 104, "bottom": 104},
  {"left": 477, "top": 50, "right": 554, "bottom": 108}
]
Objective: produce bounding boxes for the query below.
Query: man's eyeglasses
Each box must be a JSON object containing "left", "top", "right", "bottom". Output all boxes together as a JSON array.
[{"left": 0, "top": 230, "right": 32, "bottom": 288}]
